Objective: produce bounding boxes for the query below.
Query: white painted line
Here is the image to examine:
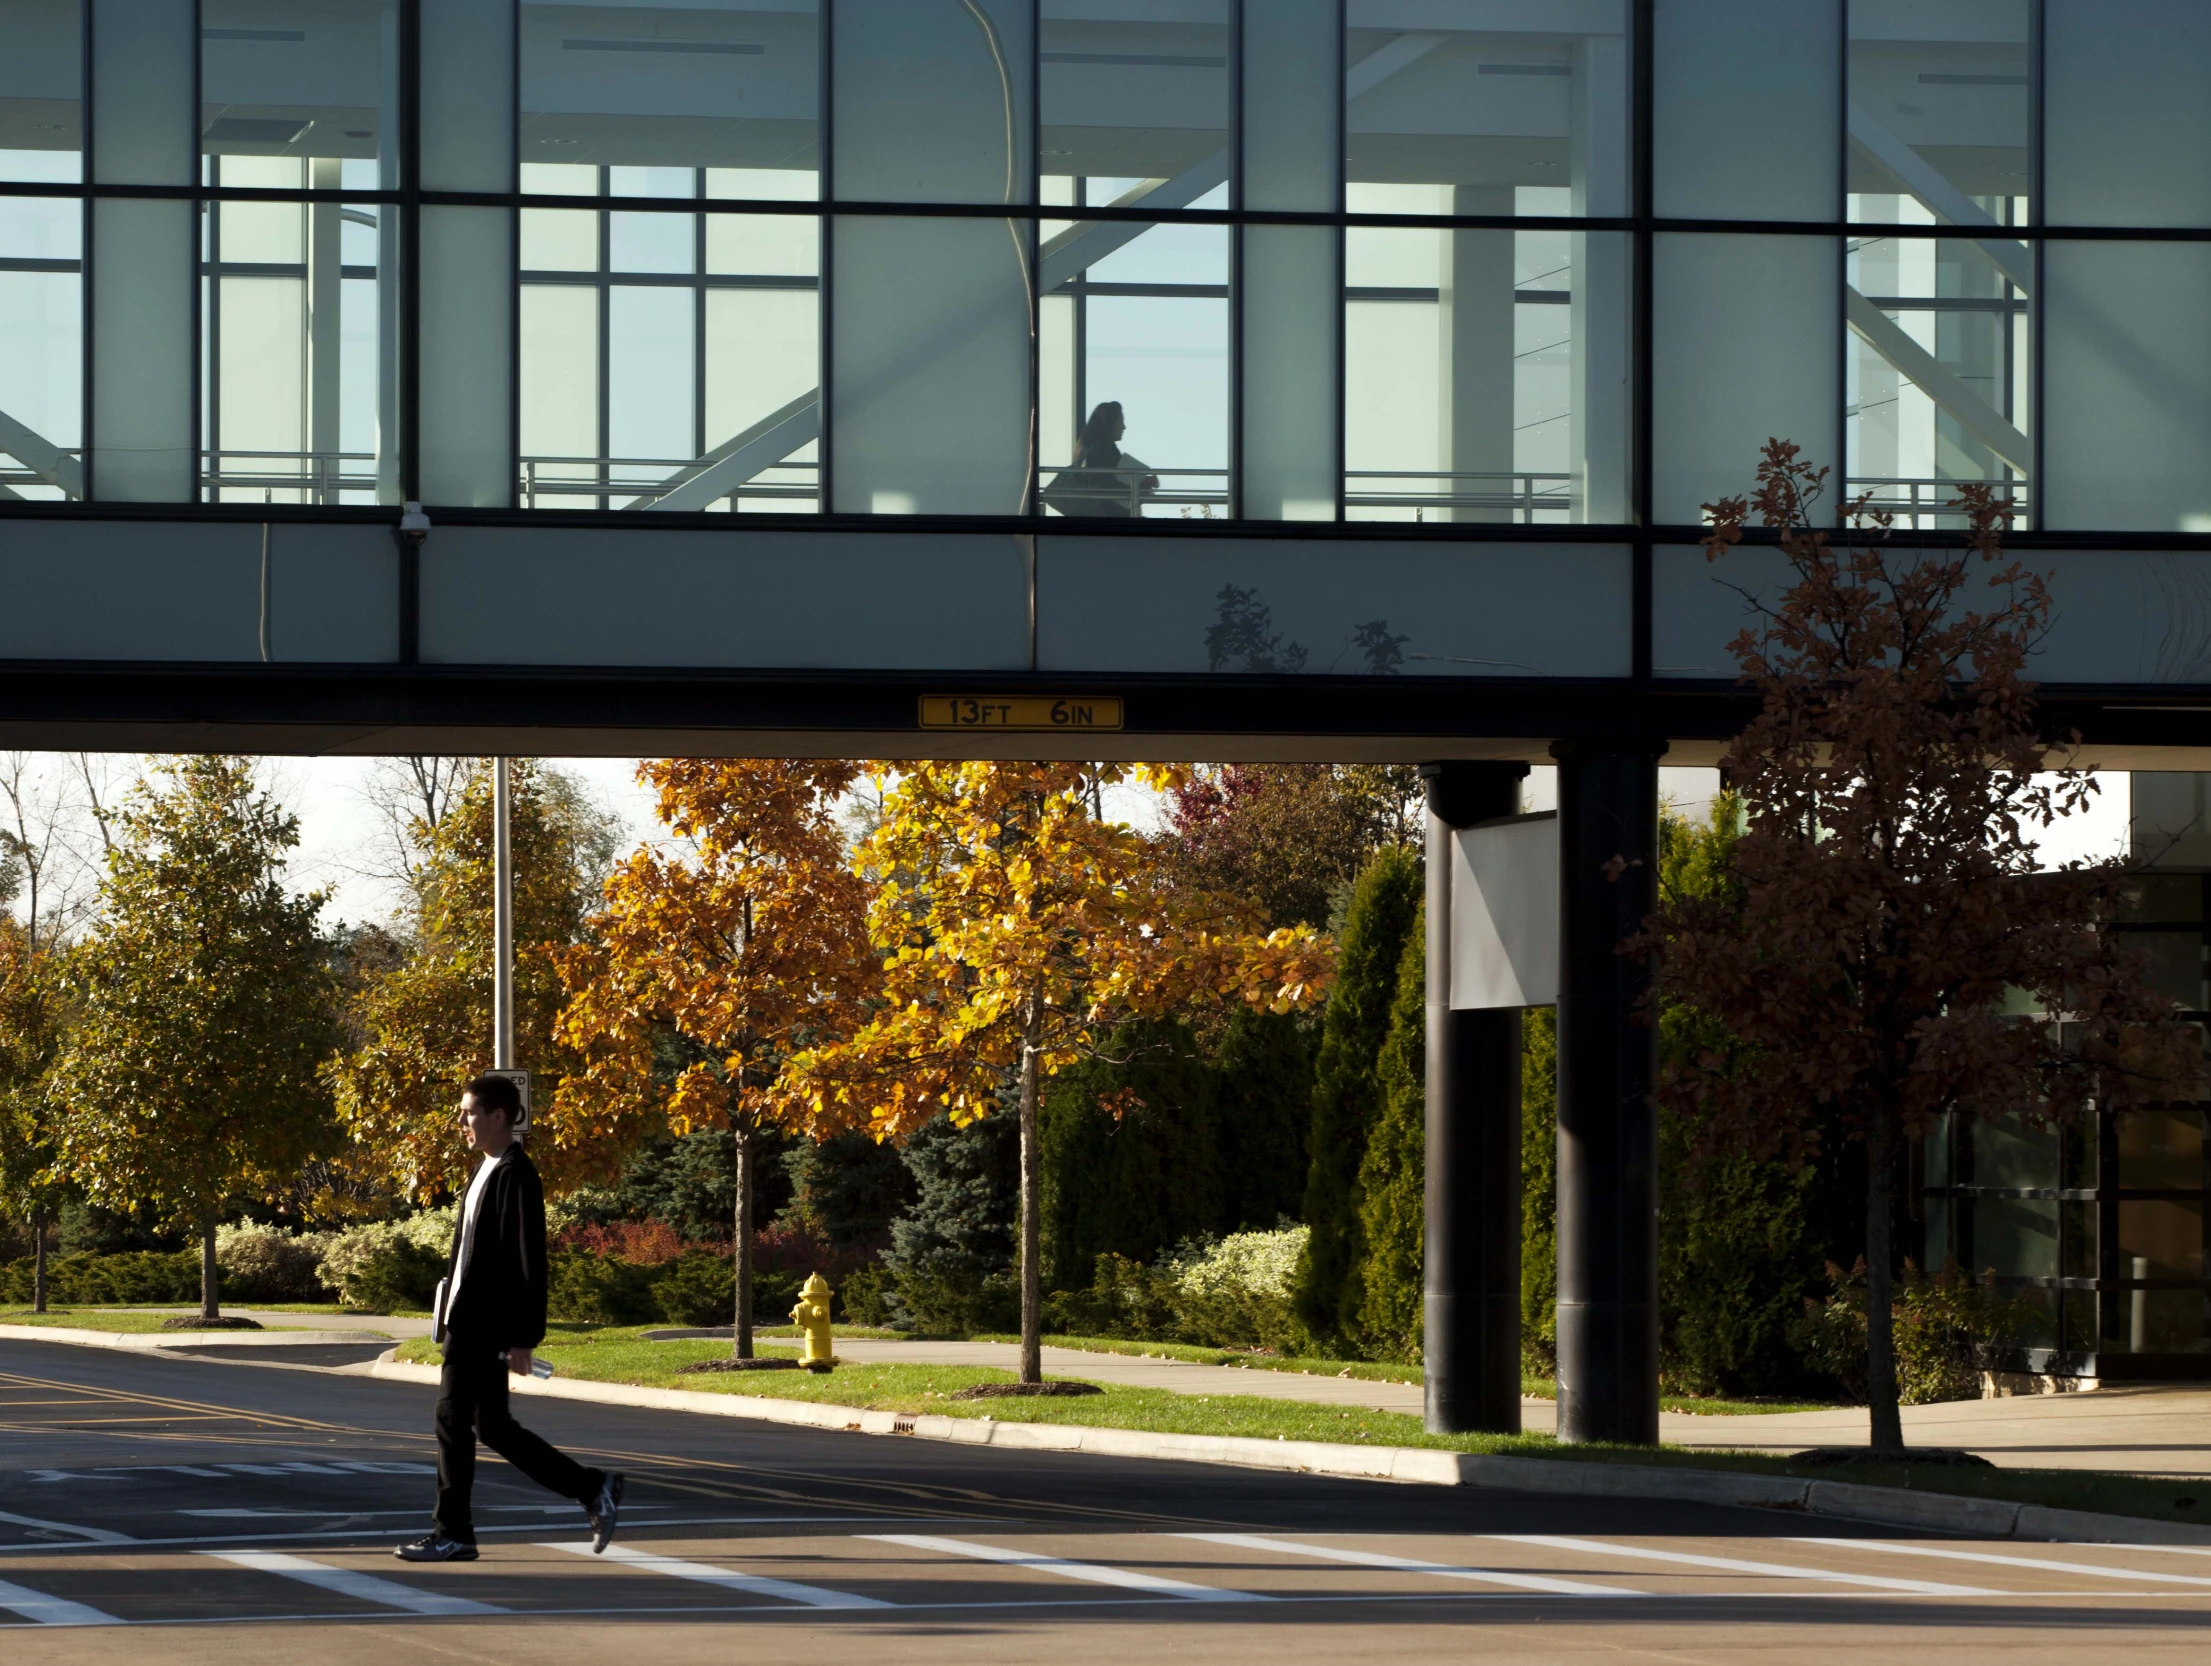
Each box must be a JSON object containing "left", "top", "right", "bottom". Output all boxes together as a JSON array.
[
  {"left": 0, "top": 1513, "right": 1007, "bottom": 1555},
  {"left": 867, "top": 1533, "right": 1270, "bottom": 1603},
  {"left": 1176, "top": 1532, "right": 1635, "bottom": 1596},
  {"left": 547, "top": 1541, "right": 890, "bottom": 1609},
  {"left": 1489, "top": 1534, "right": 1997, "bottom": 1596},
  {"left": 0, "top": 1576, "right": 121, "bottom": 1627},
  {"left": 0, "top": 1510, "right": 133, "bottom": 1545},
  {"left": 1793, "top": 1537, "right": 2211, "bottom": 1587},
  {"left": 198, "top": 1550, "right": 505, "bottom": 1616}
]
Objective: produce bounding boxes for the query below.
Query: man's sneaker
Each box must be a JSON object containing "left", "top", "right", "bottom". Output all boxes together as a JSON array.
[
  {"left": 394, "top": 1534, "right": 478, "bottom": 1563},
  {"left": 588, "top": 1472, "right": 625, "bottom": 1554}
]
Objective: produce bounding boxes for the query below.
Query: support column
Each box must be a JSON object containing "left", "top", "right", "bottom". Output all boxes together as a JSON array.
[
  {"left": 1421, "top": 760, "right": 1529, "bottom": 1434},
  {"left": 1438, "top": 188, "right": 1515, "bottom": 524},
  {"left": 493, "top": 757, "right": 516, "bottom": 1071},
  {"left": 1551, "top": 740, "right": 1664, "bottom": 1445}
]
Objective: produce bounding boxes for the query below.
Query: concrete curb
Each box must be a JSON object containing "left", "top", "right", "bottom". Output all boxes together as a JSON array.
[
  {"left": 365, "top": 1356, "right": 2211, "bottom": 1546},
  {"left": 1, "top": 1322, "right": 388, "bottom": 1351}
]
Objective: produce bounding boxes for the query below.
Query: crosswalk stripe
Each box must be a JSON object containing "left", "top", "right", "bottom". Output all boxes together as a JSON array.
[
  {"left": 1175, "top": 1532, "right": 1636, "bottom": 1596},
  {"left": 198, "top": 1550, "right": 504, "bottom": 1615},
  {"left": 0, "top": 1576, "right": 121, "bottom": 1626},
  {"left": 1488, "top": 1534, "right": 1998, "bottom": 1596},
  {"left": 866, "top": 1534, "right": 1270, "bottom": 1603},
  {"left": 1792, "top": 1537, "right": 2211, "bottom": 1587},
  {"left": 546, "top": 1542, "right": 890, "bottom": 1609}
]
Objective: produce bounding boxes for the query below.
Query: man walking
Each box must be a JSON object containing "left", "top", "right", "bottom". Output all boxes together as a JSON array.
[{"left": 396, "top": 1073, "right": 623, "bottom": 1562}]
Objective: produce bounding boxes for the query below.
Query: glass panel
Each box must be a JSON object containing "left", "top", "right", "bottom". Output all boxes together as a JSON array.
[
  {"left": 1970, "top": 1115, "right": 2059, "bottom": 1189},
  {"left": 2119, "top": 1109, "right": 2205, "bottom": 1189},
  {"left": 1654, "top": 0, "right": 1838, "bottom": 221},
  {"left": 2047, "top": 1, "right": 2211, "bottom": 230},
  {"left": 2125, "top": 1288, "right": 2211, "bottom": 1353},
  {"left": 423, "top": 0, "right": 512, "bottom": 192},
  {"left": 1846, "top": 233, "right": 2031, "bottom": 530},
  {"left": 0, "top": 193, "right": 82, "bottom": 502},
  {"left": 1926, "top": 1112, "right": 1952, "bottom": 1187},
  {"left": 1847, "top": 1, "right": 2030, "bottom": 226},
  {"left": 1652, "top": 234, "right": 1838, "bottom": 524},
  {"left": 1242, "top": 223, "right": 1336, "bottom": 522},
  {"left": 2122, "top": 873, "right": 2206, "bottom": 925},
  {"left": 2062, "top": 1116, "right": 2099, "bottom": 1189},
  {"left": 1997, "top": 1283, "right": 2058, "bottom": 1350},
  {"left": 93, "top": 0, "right": 193, "bottom": 186},
  {"left": 1963, "top": 1196, "right": 2058, "bottom": 1279},
  {"left": 521, "top": 2, "right": 818, "bottom": 193},
  {"left": 2043, "top": 241, "right": 2211, "bottom": 533},
  {"left": 419, "top": 204, "right": 512, "bottom": 508},
  {"left": 1344, "top": 0, "right": 1628, "bottom": 217},
  {"left": 2061, "top": 1199, "right": 2097, "bottom": 1278},
  {"left": 519, "top": 284, "right": 599, "bottom": 508},
  {"left": 2129, "top": 932, "right": 2208, "bottom": 1011},
  {"left": 703, "top": 191, "right": 819, "bottom": 514},
  {"left": 834, "top": 0, "right": 1031, "bottom": 206},
  {"left": 1041, "top": 1, "right": 1228, "bottom": 216},
  {"left": 1243, "top": 0, "right": 1337, "bottom": 214},
  {"left": 200, "top": 0, "right": 396, "bottom": 180},
  {"left": 609, "top": 285, "right": 693, "bottom": 505},
  {"left": 2062, "top": 1288, "right": 2097, "bottom": 1353},
  {"left": 1041, "top": 221, "right": 1227, "bottom": 520},
  {"left": 90, "top": 197, "right": 192, "bottom": 500},
  {"left": 199, "top": 161, "right": 396, "bottom": 505},
  {"left": 1344, "top": 222, "right": 1626, "bottom": 525},
  {"left": 1923, "top": 1191, "right": 1951, "bottom": 1273},
  {"left": 831, "top": 214, "right": 1031, "bottom": 516},
  {"left": 2120, "top": 1198, "right": 2207, "bottom": 1280},
  {"left": 2, "top": 0, "right": 81, "bottom": 183}
]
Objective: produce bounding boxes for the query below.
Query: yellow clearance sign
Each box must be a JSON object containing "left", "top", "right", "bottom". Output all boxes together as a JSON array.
[{"left": 919, "top": 696, "right": 1125, "bottom": 731}]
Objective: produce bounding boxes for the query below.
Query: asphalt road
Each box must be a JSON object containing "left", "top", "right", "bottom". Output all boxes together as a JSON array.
[{"left": 2, "top": 1338, "right": 2207, "bottom": 1664}]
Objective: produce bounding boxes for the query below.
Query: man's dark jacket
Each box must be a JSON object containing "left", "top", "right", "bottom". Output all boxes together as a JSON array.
[{"left": 443, "top": 1143, "right": 550, "bottom": 1350}]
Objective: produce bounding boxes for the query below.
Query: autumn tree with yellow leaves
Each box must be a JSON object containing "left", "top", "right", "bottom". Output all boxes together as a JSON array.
[
  {"left": 556, "top": 759, "right": 876, "bottom": 1360},
  {"left": 789, "top": 762, "right": 1334, "bottom": 1385}
]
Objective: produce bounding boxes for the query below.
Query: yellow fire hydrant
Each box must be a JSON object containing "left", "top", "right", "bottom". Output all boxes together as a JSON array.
[{"left": 791, "top": 1272, "right": 836, "bottom": 1371}]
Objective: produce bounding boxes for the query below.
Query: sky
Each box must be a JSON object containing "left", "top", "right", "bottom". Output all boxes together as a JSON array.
[{"left": 3, "top": 754, "right": 2134, "bottom": 938}]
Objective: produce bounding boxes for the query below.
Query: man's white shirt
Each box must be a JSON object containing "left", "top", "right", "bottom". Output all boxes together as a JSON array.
[{"left": 448, "top": 1152, "right": 500, "bottom": 1306}]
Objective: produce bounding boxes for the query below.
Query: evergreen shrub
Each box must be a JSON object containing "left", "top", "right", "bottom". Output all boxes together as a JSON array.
[
  {"left": 215, "top": 1222, "right": 333, "bottom": 1302},
  {"left": 0, "top": 1250, "right": 200, "bottom": 1305},
  {"left": 1795, "top": 1260, "right": 2034, "bottom": 1405}
]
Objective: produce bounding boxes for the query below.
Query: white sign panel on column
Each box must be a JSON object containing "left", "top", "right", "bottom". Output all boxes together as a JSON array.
[{"left": 1449, "top": 811, "right": 1559, "bottom": 1010}]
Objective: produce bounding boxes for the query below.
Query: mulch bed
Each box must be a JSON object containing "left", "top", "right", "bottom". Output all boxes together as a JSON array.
[
  {"left": 676, "top": 1356, "right": 803, "bottom": 1374},
  {"left": 160, "top": 1315, "right": 263, "bottom": 1331},
  {"left": 951, "top": 1382, "right": 1104, "bottom": 1400},
  {"left": 1787, "top": 1446, "right": 1993, "bottom": 1467}
]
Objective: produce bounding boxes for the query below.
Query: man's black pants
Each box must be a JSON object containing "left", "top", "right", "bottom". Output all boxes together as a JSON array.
[{"left": 433, "top": 1341, "right": 603, "bottom": 1544}]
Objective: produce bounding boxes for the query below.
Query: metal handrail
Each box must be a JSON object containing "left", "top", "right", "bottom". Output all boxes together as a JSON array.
[
  {"left": 1848, "top": 474, "right": 2030, "bottom": 530},
  {"left": 521, "top": 455, "right": 817, "bottom": 508}
]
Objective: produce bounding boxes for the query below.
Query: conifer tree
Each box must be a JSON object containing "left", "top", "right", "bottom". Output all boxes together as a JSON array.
[
  {"left": 1293, "top": 844, "right": 1421, "bottom": 1346},
  {"left": 1356, "top": 903, "right": 1427, "bottom": 1359}
]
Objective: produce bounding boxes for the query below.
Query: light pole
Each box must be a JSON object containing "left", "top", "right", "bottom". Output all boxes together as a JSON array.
[{"left": 493, "top": 756, "right": 516, "bottom": 1073}]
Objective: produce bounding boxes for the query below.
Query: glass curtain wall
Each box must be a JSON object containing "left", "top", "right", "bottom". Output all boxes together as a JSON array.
[{"left": 9, "top": 4, "right": 2211, "bottom": 530}]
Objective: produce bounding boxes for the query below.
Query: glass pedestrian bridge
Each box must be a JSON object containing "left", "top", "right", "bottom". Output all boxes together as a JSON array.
[{"left": 0, "top": 1, "right": 2208, "bottom": 732}]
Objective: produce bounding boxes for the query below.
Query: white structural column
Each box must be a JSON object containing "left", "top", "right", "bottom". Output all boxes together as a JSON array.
[
  {"left": 1440, "top": 187, "right": 1516, "bottom": 522},
  {"left": 1570, "top": 31, "right": 1630, "bottom": 524},
  {"left": 307, "top": 159, "right": 344, "bottom": 504},
  {"left": 493, "top": 758, "right": 516, "bottom": 1070},
  {"left": 376, "top": 0, "right": 404, "bottom": 504}
]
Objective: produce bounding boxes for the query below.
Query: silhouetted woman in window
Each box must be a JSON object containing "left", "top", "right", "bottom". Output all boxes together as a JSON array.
[{"left": 1044, "top": 400, "right": 1158, "bottom": 517}]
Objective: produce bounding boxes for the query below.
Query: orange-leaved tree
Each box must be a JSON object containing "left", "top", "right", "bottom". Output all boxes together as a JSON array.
[
  {"left": 555, "top": 759, "right": 876, "bottom": 1360},
  {"left": 787, "top": 761, "right": 1335, "bottom": 1384},
  {"left": 1638, "top": 442, "right": 2196, "bottom": 1451}
]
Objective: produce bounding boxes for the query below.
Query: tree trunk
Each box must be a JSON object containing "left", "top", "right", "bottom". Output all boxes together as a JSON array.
[
  {"left": 1864, "top": 1113, "right": 1904, "bottom": 1452},
  {"left": 200, "top": 1212, "right": 220, "bottom": 1323},
  {"left": 733, "top": 1121, "right": 755, "bottom": 1361},
  {"left": 1018, "top": 993, "right": 1043, "bottom": 1385},
  {"left": 30, "top": 1202, "right": 47, "bottom": 1314}
]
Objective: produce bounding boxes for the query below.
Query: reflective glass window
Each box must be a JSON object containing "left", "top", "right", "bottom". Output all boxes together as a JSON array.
[
  {"left": 2120, "top": 1199, "right": 2206, "bottom": 1281},
  {"left": 834, "top": 0, "right": 1032, "bottom": 206},
  {"left": 91, "top": 196, "right": 193, "bottom": 500},
  {"left": 1968, "top": 1115, "right": 2060, "bottom": 1190},
  {"left": 1344, "top": 0, "right": 1629, "bottom": 218},
  {"left": 0, "top": 192, "right": 82, "bottom": 501},
  {"left": 201, "top": 157, "right": 399, "bottom": 504},
  {"left": 200, "top": 1, "right": 398, "bottom": 186},
  {"left": 1040, "top": 220, "right": 1227, "bottom": 520},
  {"left": 2119, "top": 1110, "right": 2205, "bottom": 1190},
  {"left": 1041, "top": 1, "right": 1228, "bottom": 216},
  {"left": 521, "top": 2, "right": 818, "bottom": 194},
  {"left": 1963, "top": 1195, "right": 2058, "bottom": 1279},
  {"left": 2121, "top": 1288, "right": 2210, "bottom": 1354},
  {"left": 1344, "top": 217, "right": 1627, "bottom": 525},
  {"left": 1848, "top": 1, "right": 2030, "bottom": 227},
  {"left": 2043, "top": 241, "right": 2211, "bottom": 533},
  {"left": 831, "top": 214, "right": 1032, "bottom": 516},
  {"left": 1846, "top": 232, "right": 2031, "bottom": 530},
  {"left": 1653, "top": 0, "right": 1837, "bottom": 222},
  {"left": 2, "top": 0, "right": 81, "bottom": 184},
  {"left": 2047, "top": 1, "right": 2211, "bottom": 229},
  {"left": 519, "top": 170, "right": 821, "bottom": 513}
]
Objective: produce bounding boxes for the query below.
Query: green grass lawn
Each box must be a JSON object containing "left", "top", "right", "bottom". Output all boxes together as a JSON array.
[
  {"left": 388, "top": 1327, "right": 2203, "bottom": 1526},
  {"left": 0, "top": 1307, "right": 326, "bottom": 1334}
]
